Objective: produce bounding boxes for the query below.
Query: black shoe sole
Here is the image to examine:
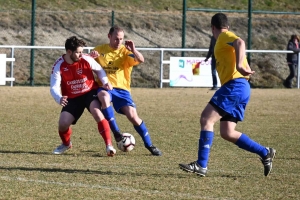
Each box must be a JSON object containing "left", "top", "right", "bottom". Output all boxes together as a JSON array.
[
  {"left": 179, "top": 165, "right": 206, "bottom": 177},
  {"left": 146, "top": 146, "right": 162, "bottom": 156},
  {"left": 149, "top": 151, "right": 162, "bottom": 156}
]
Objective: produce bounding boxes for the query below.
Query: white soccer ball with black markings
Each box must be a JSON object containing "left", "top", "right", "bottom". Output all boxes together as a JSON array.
[{"left": 117, "top": 133, "right": 136, "bottom": 152}]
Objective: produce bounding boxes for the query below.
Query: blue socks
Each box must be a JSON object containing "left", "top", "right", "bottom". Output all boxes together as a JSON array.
[
  {"left": 197, "top": 131, "right": 214, "bottom": 168},
  {"left": 134, "top": 121, "right": 152, "bottom": 147},
  {"left": 235, "top": 133, "right": 268, "bottom": 158},
  {"left": 102, "top": 107, "right": 153, "bottom": 148},
  {"left": 102, "top": 106, "right": 120, "bottom": 133},
  {"left": 196, "top": 132, "right": 268, "bottom": 169}
]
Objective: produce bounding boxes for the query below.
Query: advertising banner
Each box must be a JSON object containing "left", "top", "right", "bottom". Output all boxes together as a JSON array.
[{"left": 169, "top": 57, "right": 220, "bottom": 87}]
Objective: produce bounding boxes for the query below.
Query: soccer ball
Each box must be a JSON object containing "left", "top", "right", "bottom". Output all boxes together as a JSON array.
[{"left": 117, "top": 133, "right": 136, "bottom": 152}]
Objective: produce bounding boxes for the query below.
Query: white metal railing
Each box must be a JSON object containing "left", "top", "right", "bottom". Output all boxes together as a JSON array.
[
  {"left": 0, "top": 45, "right": 298, "bottom": 88},
  {"left": 0, "top": 54, "right": 15, "bottom": 86}
]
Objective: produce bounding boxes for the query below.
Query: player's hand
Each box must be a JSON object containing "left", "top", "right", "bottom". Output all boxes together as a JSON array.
[
  {"left": 245, "top": 71, "right": 255, "bottom": 76},
  {"left": 125, "top": 40, "right": 135, "bottom": 52},
  {"left": 90, "top": 50, "right": 99, "bottom": 58},
  {"left": 204, "top": 58, "right": 208, "bottom": 62},
  {"left": 60, "top": 96, "right": 68, "bottom": 107},
  {"left": 102, "top": 82, "right": 113, "bottom": 90},
  {"left": 237, "top": 64, "right": 255, "bottom": 76},
  {"left": 240, "top": 69, "right": 255, "bottom": 76}
]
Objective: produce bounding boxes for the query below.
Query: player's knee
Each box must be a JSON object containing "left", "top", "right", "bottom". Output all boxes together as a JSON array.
[
  {"left": 98, "top": 96, "right": 110, "bottom": 108},
  {"left": 220, "top": 130, "right": 238, "bottom": 143},
  {"left": 59, "top": 115, "right": 72, "bottom": 127},
  {"left": 97, "top": 93, "right": 105, "bottom": 101},
  {"left": 127, "top": 114, "right": 141, "bottom": 125},
  {"left": 58, "top": 122, "right": 70, "bottom": 131},
  {"left": 200, "top": 115, "right": 212, "bottom": 127},
  {"left": 127, "top": 114, "right": 136, "bottom": 122},
  {"left": 98, "top": 90, "right": 109, "bottom": 99}
]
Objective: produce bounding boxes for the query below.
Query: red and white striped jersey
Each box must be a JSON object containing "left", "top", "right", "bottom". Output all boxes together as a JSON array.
[{"left": 50, "top": 54, "right": 108, "bottom": 104}]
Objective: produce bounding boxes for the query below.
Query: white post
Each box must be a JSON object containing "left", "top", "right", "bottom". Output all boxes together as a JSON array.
[
  {"left": 160, "top": 49, "right": 164, "bottom": 88},
  {"left": 0, "top": 54, "right": 7, "bottom": 85},
  {"left": 10, "top": 48, "right": 15, "bottom": 87},
  {"left": 298, "top": 52, "right": 300, "bottom": 89}
]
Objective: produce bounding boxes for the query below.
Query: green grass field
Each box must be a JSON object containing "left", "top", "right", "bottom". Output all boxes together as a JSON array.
[{"left": 0, "top": 87, "right": 299, "bottom": 199}]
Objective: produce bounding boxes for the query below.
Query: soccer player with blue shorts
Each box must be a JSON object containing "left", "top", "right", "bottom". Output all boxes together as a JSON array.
[
  {"left": 179, "top": 13, "right": 276, "bottom": 176},
  {"left": 90, "top": 25, "right": 162, "bottom": 156}
]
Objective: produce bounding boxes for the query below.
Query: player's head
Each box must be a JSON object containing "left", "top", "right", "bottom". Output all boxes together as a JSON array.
[
  {"left": 108, "top": 25, "right": 125, "bottom": 50},
  {"left": 211, "top": 13, "right": 229, "bottom": 38},
  {"left": 211, "top": 13, "right": 229, "bottom": 29},
  {"left": 65, "top": 36, "right": 86, "bottom": 62}
]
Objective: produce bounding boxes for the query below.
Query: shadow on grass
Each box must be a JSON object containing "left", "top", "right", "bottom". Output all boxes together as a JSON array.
[
  {"left": 0, "top": 150, "right": 123, "bottom": 158},
  {"left": 0, "top": 150, "right": 156, "bottom": 158},
  {"left": 0, "top": 166, "right": 123, "bottom": 175},
  {"left": 0, "top": 165, "right": 176, "bottom": 177},
  {"left": 0, "top": 150, "right": 52, "bottom": 155},
  {"left": 0, "top": 165, "right": 248, "bottom": 179}
]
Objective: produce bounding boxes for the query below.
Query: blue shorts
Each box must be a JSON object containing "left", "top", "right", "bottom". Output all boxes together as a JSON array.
[
  {"left": 97, "top": 88, "right": 136, "bottom": 114},
  {"left": 210, "top": 78, "right": 250, "bottom": 121}
]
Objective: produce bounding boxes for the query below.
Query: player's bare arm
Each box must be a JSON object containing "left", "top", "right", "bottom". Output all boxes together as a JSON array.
[
  {"left": 125, "top": 40, "right": 144, "bottom": 63},
  {"left": 234, "top": 38, "right": 255, "bottom": 76}
]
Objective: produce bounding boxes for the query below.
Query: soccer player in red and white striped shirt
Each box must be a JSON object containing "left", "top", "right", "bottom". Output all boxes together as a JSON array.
[{"left": 50, "top": 36, "right": 116, "bottom": 156}]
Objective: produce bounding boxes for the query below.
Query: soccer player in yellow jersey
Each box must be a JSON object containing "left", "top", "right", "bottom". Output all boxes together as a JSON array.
[
  {"left": 90, "top": 25, "right": 162, "bottom": 156},
  {"left": 179, "top": 13, "right": 275, "bottom": 176}
]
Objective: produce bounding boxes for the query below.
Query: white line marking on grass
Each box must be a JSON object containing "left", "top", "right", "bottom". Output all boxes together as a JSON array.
[{"left": 0, "top": 176, "right": 234, "bottom": 200}]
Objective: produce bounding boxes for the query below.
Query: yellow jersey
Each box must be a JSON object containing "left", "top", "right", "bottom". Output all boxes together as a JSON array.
[
  {"left": 214, "top": 31, "right": 249, "bottom": 85},
  {"left": 93, "top": 44, "right": 140, "bottom": 91}
]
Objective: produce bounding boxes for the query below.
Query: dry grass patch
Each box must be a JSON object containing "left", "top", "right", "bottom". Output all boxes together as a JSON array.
[{"left": 0, "top": 87, "right": 299, "bottom": 199}]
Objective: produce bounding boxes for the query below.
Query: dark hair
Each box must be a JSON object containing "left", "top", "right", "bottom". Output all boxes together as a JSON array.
[
  {"left": 65, "top": 36, "right": 86, "bottom": 51},
  {"left": 290, "top": 34, "right": 300, "bottom": 42},
  {"left": 108, "top": 25, "right": 124, "bottom": 35},
  {"left": 211, "top": 13, "right": 229, "bottom": 29}
]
